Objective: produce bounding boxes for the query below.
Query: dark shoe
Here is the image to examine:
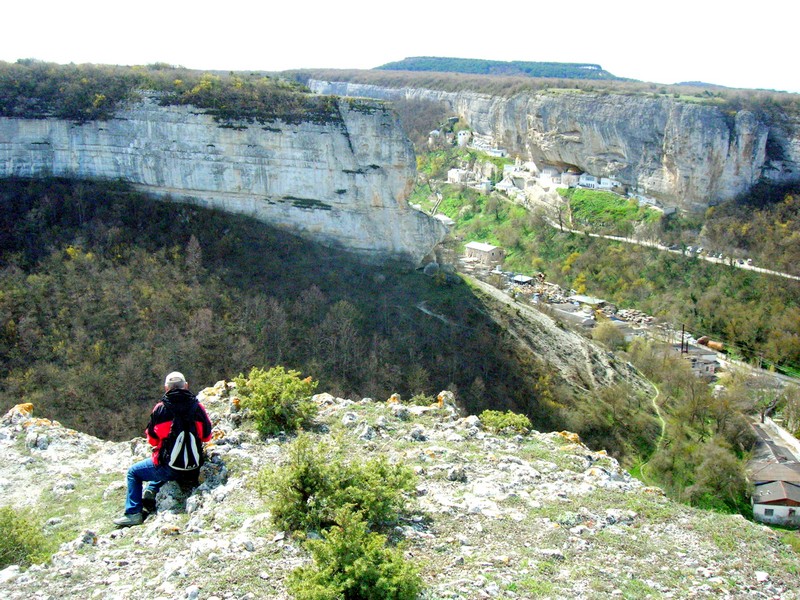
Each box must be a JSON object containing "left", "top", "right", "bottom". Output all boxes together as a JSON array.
[
  {"left": 142, "top": 488, "right": 156, "bottom": 513},
  {"left": 113, "top": 512, "right": 143, "bottom": 527}
]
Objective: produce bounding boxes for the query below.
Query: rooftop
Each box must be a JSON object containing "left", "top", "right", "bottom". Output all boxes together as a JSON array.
[
  {"left": 752, "top": 480, "right": 800, "bottom": 505},
  {"left": 748, "top": 461, "right": 800, "bottom": 484},
  {"left": 465, "top": 241, "right": 500, "bottom": 252}
]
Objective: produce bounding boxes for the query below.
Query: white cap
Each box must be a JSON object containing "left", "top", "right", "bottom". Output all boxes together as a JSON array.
[{"left": 164, "top": 371, "right": 186, "bottom": 387}]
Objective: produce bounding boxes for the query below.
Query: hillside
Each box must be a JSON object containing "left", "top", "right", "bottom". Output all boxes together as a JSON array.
[
  {"left": 376, "top": 57, "right": 621, "bottom": 81},
  {"left": 3, "top": 388, "right": 799, "bottom": 599},
  {"left": 0, "top": 177, "right": 656, "bottom": 462}
]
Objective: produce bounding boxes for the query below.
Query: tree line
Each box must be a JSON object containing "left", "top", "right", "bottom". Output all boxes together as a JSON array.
[{"left": 0, "top": 60, "right": 338, "bottom": 125}]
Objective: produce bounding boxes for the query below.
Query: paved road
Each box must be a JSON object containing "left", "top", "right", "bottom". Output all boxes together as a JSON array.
[
  {"left": 752, "top": 421, "right": 799, "bottom": 462},
  {"left": 540, "top": 214, "right": 800, "bottom": 282}
]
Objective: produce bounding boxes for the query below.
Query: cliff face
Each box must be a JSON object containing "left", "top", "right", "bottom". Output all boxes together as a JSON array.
[
  {"left": 0, "top": 95, "right": 446, "bottom": 264},
  {"left": 309, "top": 80, "right": 800, "bottom": 210}
]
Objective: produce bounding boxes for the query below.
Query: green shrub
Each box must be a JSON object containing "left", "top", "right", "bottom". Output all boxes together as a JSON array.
[
  {"left": 407, "top": 393, "right": 436, "bottom": 406},
  {"left": 480, "top": 409, "right": 532, "bottom": 434},
  {"left": 235, "top": 366, "right": 318, "bottom": 435},
  {"left": 0, "top": 506, "right": 48, "bottom": 568},
  {"left": 287, "top": 508, "right": 423, "bottom": 600},
  {"left": 258, "top": 434, "right": 416, "bottom": 532}
]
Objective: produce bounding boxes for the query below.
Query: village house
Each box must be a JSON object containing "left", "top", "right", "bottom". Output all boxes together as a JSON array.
[
  {"left": 671, "top": 344, "right": 720, "bottom": 378},
  {"left": 752, "top": 481, "right": 800, "bottom": 527},
  {"left": 750, "top": 462, "right": 800, "bottom": 528},
  {"left": 447, "top": 168, "right": 470, "bottom": 184},
  {"left": 457, "top": 130, "right": 471, "bottom": 147},
  {"left": 567, "top": 294, "right": 606, "bottom": 309},
  {"left": 687, "top": 356, "right": 718, "bottom": 378},
  {"left": 549, "top": 302, "right": 596, "bottom": 328},
  {"left": 747, "top": 419, "right": 800, "bottom": 528},
  {"left": 464, "top": 241, "right": 505, "bottom": 265}
]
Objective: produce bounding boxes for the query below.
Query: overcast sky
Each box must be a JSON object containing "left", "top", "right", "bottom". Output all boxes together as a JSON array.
[{"left": 3, "top": 1, "right": 796, "bottom": 93}]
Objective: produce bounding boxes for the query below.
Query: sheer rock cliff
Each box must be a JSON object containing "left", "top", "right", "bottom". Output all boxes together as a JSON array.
[
  {"left": 0, "top": 96, "right": 446, "bottom": 264},
  {"left": 309, "top": 80, "right": 800, "bottom": 210}
]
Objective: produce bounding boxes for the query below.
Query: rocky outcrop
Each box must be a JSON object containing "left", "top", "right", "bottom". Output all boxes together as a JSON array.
[
  {"left": 0, "top": 95, "right": 446, "bottom": 264},
  {"left": 2, "top": 389, "right": 799, "bottom": 599},
  {"left": 309, "top": 80, "right": 800, "bottom": 210}
]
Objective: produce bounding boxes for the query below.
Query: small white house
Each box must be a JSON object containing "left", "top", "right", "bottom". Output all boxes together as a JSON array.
[
  {"left": 599, "top": 177, "right": 620, "bottom": 190},
  {"left": 447, "top": 168, "right": 469, "bottom": 184},
  {"left": 457, "top": 131, "right": 471, "bottom": 147},
  {"left": 752, "top": 481, "right": 800, "bottom": 527}
]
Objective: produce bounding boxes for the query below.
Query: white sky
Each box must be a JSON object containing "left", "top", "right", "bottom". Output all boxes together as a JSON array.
[{"left": 3, "top": 1, "right": 797, "bottom": 93}]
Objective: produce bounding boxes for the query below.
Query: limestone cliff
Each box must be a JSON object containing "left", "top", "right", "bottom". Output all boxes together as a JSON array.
[
  {"left": 0, "top": 95, "right": 446, "bottom": 264},
  {"left": 309, "top": 80, "right": 800, "bottom": 210}
]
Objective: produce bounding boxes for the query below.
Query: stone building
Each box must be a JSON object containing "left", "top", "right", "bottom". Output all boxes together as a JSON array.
[{"left": 465, "top": 241, "right": 505, "bottom": 265}]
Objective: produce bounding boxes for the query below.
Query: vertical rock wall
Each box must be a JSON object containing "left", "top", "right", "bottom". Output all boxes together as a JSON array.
[
  {"left": 309, "top": 80, "right": 800, "bottom": 209},
  {"left": 0, "top": 96, "right": 446, "bottom": 264}
]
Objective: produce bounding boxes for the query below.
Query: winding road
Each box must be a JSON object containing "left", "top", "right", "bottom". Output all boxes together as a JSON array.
[{"left": 542, "top": 215, "right": 800, "bottom": 282}]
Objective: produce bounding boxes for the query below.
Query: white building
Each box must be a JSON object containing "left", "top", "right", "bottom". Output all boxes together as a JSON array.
[
  {"left": 495, "top": 176, "right": 518, "bottom": 194},
  {"left": 599, "top": 177, "right": 621, "bottom": 190},
  {"left": 578, "top": 173, "right": 598, "bottom": 188},
  {"left": 752, "top": 480, "right": 800, "bottom": 527},
  {"left": 457, "top": 130, "right": 471, "bottom": 147},
  {"left": 749, "top": 459, "right": 800, "bottom": 528},
  {"left": 538, "top": 166, "right": 562, "bottom": 186},
  {"left": 447, "top": 168, "right": 470, "bottom": 184},
  {"left": 562, "top": 171, "right": 580, "bottom": 187}
]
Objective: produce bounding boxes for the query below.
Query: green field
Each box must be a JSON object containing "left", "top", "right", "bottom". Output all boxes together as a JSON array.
[{"left": 558, "top": 188, "right": 660, "bottom": 227}]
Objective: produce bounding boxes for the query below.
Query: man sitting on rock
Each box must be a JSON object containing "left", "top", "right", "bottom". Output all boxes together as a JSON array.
[{"left": 114, "top": 371, "right": 213, "bottom": 527}]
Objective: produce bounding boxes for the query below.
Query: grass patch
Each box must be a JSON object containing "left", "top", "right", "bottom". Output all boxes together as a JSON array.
[{"left": 559, "top": 187, "right": 660, "bottom": 228}]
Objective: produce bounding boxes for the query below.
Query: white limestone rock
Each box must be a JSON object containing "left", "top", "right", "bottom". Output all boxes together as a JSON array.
[{"left": 0, "top": 97, "right": 446, "bottom": 264}]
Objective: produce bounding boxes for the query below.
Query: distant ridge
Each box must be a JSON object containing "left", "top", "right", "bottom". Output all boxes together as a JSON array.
[
  {"left": 375, "top": 56, "right": 622, "bottom": 80},
  {"left": 676, "top": 81, "right": 729, "bottom": 89}
]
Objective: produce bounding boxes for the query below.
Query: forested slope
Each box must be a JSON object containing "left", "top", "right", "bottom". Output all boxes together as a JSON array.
[{"left": 0, "top": 178, "right": 653, "bottom": 453}]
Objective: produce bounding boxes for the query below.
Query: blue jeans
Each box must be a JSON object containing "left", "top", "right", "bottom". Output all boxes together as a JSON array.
[{"left": 124, "top": 458, "right": 180, "bottom": 515}]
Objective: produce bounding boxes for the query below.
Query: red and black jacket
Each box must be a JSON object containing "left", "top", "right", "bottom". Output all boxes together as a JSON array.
[{"left": 145, "top": 388, "right": 213, "bottom": 465}]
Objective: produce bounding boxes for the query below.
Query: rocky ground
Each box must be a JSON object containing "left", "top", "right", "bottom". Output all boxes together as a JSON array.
[{"left": 1, "top": 383, "right": 798, "bottom": 600}]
